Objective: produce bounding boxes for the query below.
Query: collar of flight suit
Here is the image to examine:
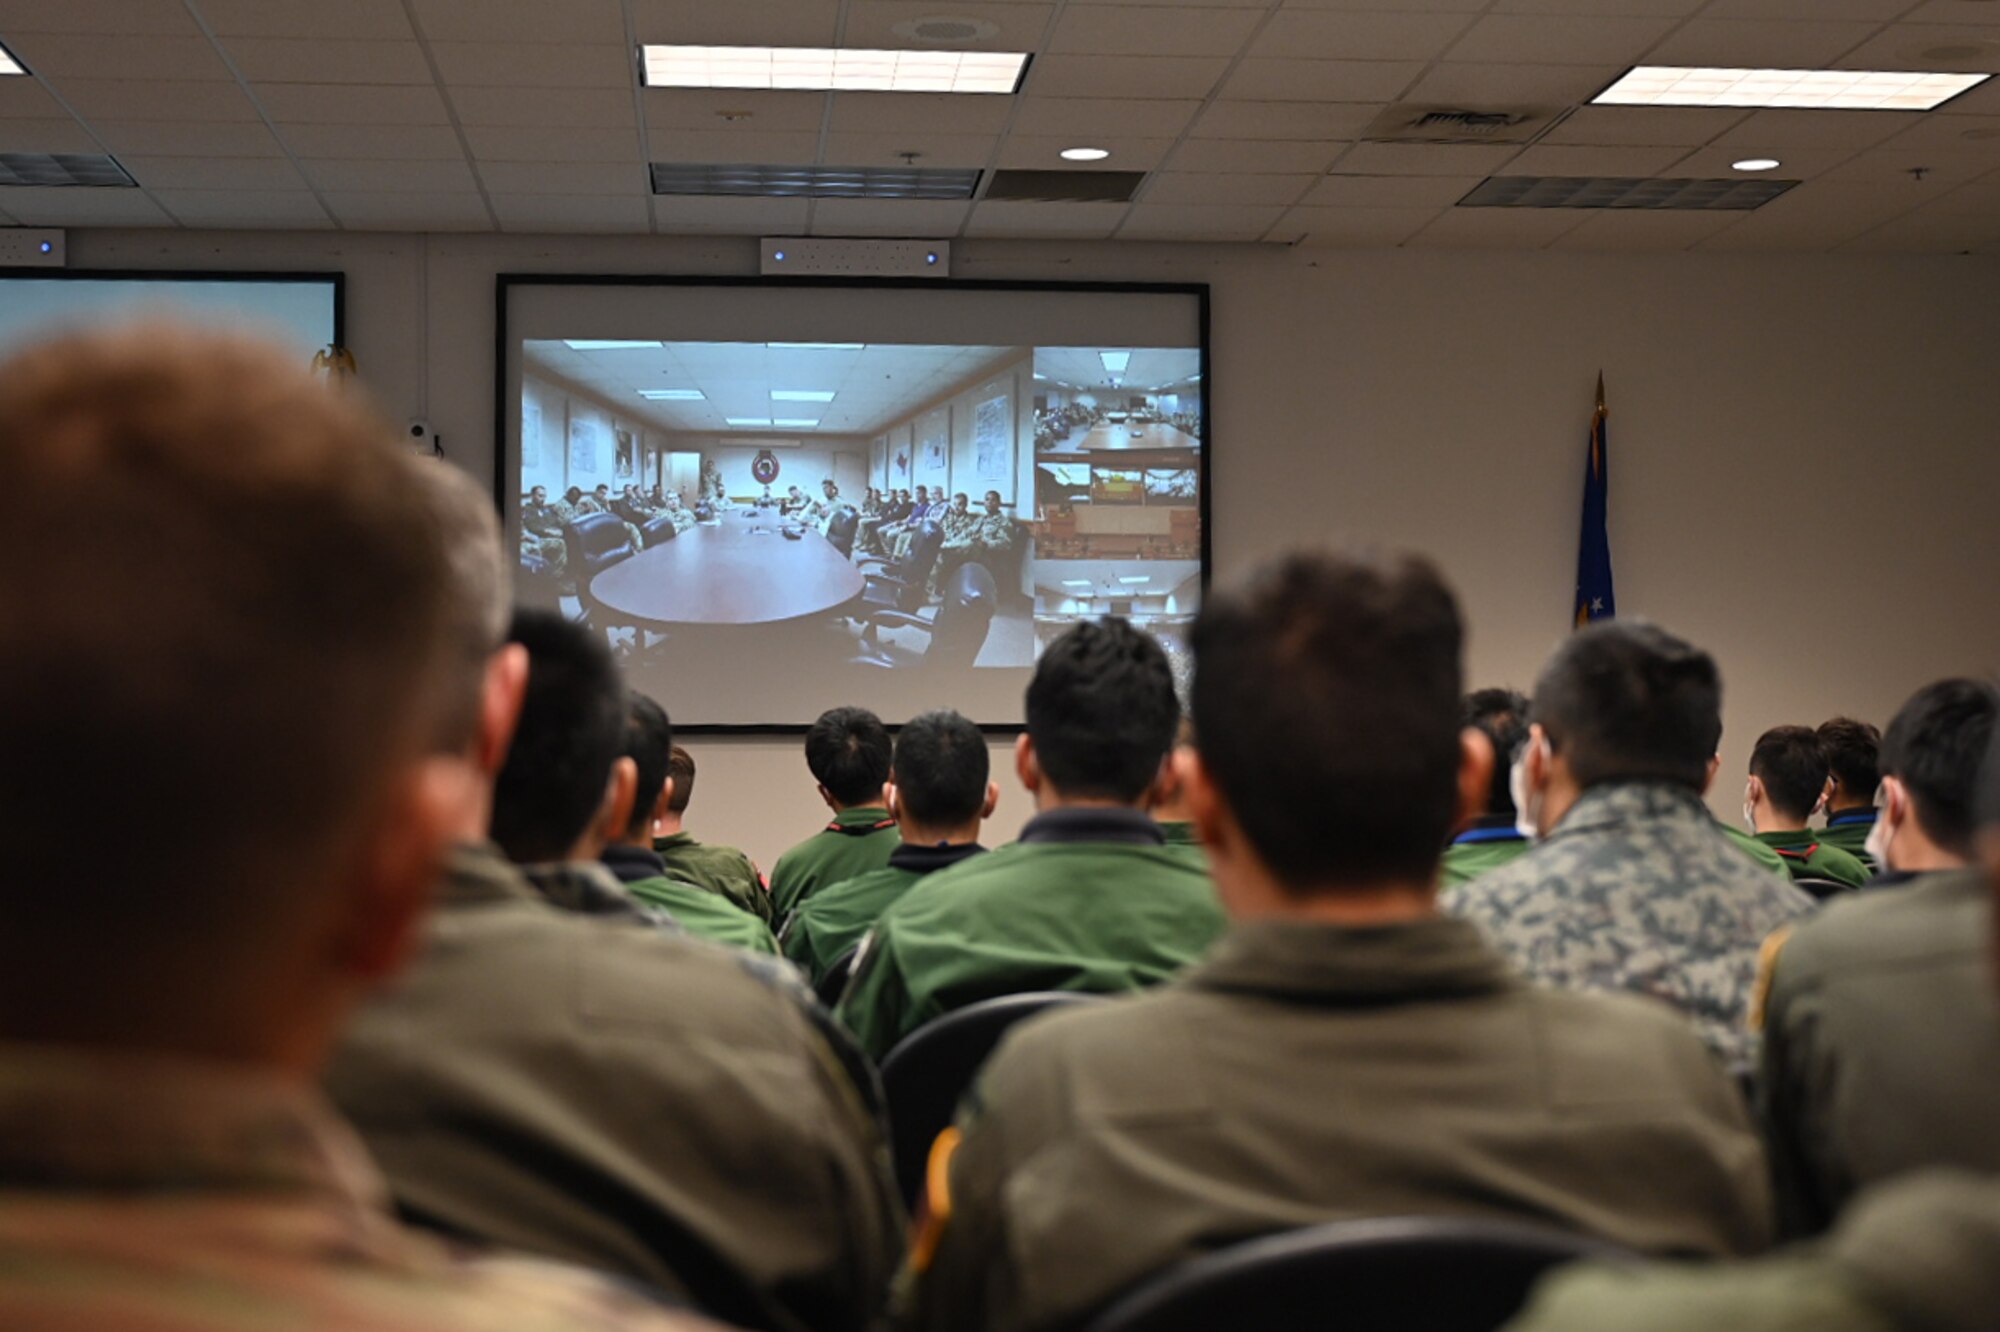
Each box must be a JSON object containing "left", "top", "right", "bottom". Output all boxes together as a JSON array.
[
  {"left": 1017, "top": 806, "right": 1166, "bottom": 847},
  {"left": 600, "top": 842, "right": 670, "bottom": 885},
  {"left": 887, "top": 840, "right": 987, "bottom": 873},
  {"left": 1187, "top": 915, "right": 1514, "bottom": 1005}
]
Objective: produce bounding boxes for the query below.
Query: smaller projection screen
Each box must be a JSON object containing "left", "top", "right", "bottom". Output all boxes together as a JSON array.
[
  {"left": 498, "top": 277, "right": 1209, "bottom": 729},
  {"left": 0, "top": 270, "right": 341, "bottom": 362}
]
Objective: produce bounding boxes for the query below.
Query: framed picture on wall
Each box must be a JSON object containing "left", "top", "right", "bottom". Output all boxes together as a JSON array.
[
  {"left": 974, "top": 392, "right": 1010, "bottom": 481},
  {"left": 568, "top": 416, "right": 594, "bottom": 474},
  {"left": 614, "top": 427, "right": 635, "bottom": 480}
]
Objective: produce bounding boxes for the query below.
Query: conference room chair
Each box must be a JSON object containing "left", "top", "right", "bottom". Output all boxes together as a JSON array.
[
  {"left": 815, "top": 945, "right": 859, "bottom": 1007},
  {"left": 879, "top": 991, "right": 1103, "bottom": 1207},
  {"left": 1080, "top": 1216, "right": 1641, "bottom": 1332},
  {"left": 1790, "top": 877, "right": 1851, "bottom": 902},
  {"left": 517, "top": 551, "right": 562, "bottom": 611},
  {"left": 564, "top": 512, "right": 641, "bottom": 637},
  {"left": 853, "top": 519, "right": 945, "bottom": 628},
  {"left": 638, "top": 512, "right": 680, "bottom": 548},
  {"left": 825, "top": 507, "right": 859, "bottom": 559},
  {"left": 850, "top": 563, "right": 997, "bottom": 670}
]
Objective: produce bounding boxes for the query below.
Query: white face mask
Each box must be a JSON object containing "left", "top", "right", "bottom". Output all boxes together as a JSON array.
[
  {"left": 1743, "top": 784, "right": 1759, "bottom": 834},
  {"left": 1864, "top": 805, "right": 1895, "bottom": 869},
  {"left": 1510, "top": 740, "right": 1546, "bottom": 842}
]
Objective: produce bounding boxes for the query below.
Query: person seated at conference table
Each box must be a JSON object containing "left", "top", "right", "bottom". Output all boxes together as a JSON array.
[
  {"left": 756, "top": 483, "right": 777, "bottom": 508},
  {"left": 861, "top": 489, "right": 913, "bottom": 555},
  {"left": 805, "top": 478, "right": 852, "bottom": 534},
  {"left": 612, "top": 484, "right": 656, "bottom": 527},
  {"left": 884, "top": 486, "right": 937, "bottom": 561},
  {"left": 661, "top": 489, "right": 695, "bottom": 535},
  {"left": 781, "top": 484, "right": 810, "bottom": 516},
  {"left": 932, "top": 490, "right": 1018, "bottom": 598},
  {"left": 520, "top": 484, "right": 570, "bottom": 576}
]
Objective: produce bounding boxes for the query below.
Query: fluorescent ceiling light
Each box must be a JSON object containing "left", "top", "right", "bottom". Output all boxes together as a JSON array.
[
  {"left": 772, "top": 389, "right": 836, "bottom": 402},
  {"left": 1731, "top": 157, "right": 1782, "bottom": 171},
  {"left": 773, "top": 418, "right": 820, "bottom": 428},
  {"left": 1060, "top": 146, "right": 1110, "bottom": 162},
  {"left": 1593, "top": 66, "right": 1989, "bottom": 111},
  {"left": 1099, "top": 351, "right": 1131, "bottom": 373},
  {"left": 0, "top": 42, "right": 23, "bottom": 76},
  {"left": 1061, "top": 579, "right": 1093, "bottom": 588},
  {"left": 1118, "top": 576, "right": 1151, "bottom": 585},
  {"left": 769, "top": 342, "right": 864, "bottom": 351},
  {"left": 564, "top": 339, "right": 662, "bottom": 350},
  {"left": 641, "top": 45, "right": 1029, "bottom": 94},
  {"left": 639, "top": 389, "right": 705, "bottom": 400},
  {"left": 725, "top": 417, "right": 772, "bottom": 426}
]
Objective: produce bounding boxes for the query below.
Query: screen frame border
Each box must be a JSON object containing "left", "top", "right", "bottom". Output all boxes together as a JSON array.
[
  {"left": 0, "top": 267, "right": 346, "bottom": 349},
  {"left": 494, "top": 273, "right": 1211, "bottom": 736}
]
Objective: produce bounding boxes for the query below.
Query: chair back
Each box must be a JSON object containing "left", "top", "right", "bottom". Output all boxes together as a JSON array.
[
  {"left": 1083, "top": 1216, "right": 1640, "bottom": 1332},
  {"left": 880, "top": 991, "right": 1102, "bottom": 1207},
  {"left": 924, "top": 562, "right": 997, "bottom": 668},
  {"left": 565, "top": 511, "right": 637, "bottom": 578},
  {"left": 1790, "top": 876, "right": 1849, "bottom": 902},
  {"left": 640, "top": 512, "right": 679, "bottom": 547},
  {"left": 815, "top": 946, "right": 860, "bottom": 1007},
  {"left": 893, "top": 519, "right": 945, "bottom": 611},
  {"left": 825, "top": 506, "right": 859, "bottom": 558}
]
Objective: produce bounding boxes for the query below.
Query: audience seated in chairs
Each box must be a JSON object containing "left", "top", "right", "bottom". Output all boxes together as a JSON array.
[
  {"left": 653, "top": 743, "right": 771, "bottom": 923},
  {"left": 768, "top": 707, "right": 902, "bottom": 923},
  {"left": 901, "top": 550, "right": 1774, "bottom": 1332},
  {"left": 1742, "top": 726, "right": 1871, "bottom": 892},
  {"left": 852, "top": 562, "right": 998, "bottom": 671}
]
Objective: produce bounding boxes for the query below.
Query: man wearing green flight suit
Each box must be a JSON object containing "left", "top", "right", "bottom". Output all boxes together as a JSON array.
[
  {"left": 784, "top": 709, "right": 996, "bottom": 987},
  {"left": 1743, "top": 725, "right": 1871, "bottom": 894},
  {"left": 836, "top": 618, "right": 1225, "bottom": 1061},
  {"left": 653, "top": 745, "right": 770, "bottom": 923},
  {"left": 1817, "top": 716, "right": 1882, "bottom": 870},
  {"left": 769, "top": 706, "right": 901, "bottom": 923},
  {"left": 605, "top": 693, "right": 779, "bottom": 955},
  {"left": 1441, "top": 688, "right": 1534, "bottom": 889}
]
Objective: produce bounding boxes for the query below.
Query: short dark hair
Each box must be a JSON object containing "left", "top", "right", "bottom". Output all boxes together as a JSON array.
[
  {"left": 1463, "top": 688, "right": 1530, "bottom": 818},
  {"left": 1881, "top": 678, "right": 2000, "bottom": 857},
  {"left": 1531, "top": 621, "right": 1722, "bottom": 792},
  {"left": 1750, "top": 725, "right": 1828, "bottom": 822},
  {"left": 621, "top": 691, "right": 673, "bottom": 838},
  {"left": 1193, "top": 551, "right": 1463, "bottom": 890},
  {"left": 805, "top": 706, "right": 892, "bottom": 807},
  {"left": 1817, "top": 717, "right": 1881, "bottom": 800},
  {"left": 490, "top": 610, "right": 627, "bottom": 863},
  {"left": 892, "top": 710, "right": 990, "bottom": 827},
  {"left": 1027, "top": 618, "right": 1180, "bottom": 803},
  {"left": 667, "top": 745, "right": 696, "bottom": 814}
]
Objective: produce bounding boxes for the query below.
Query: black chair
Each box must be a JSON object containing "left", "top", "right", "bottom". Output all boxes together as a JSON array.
[
  {"left": 639, "top": 512, "right": 679, "bottom": 547},
  {"left": 1790, "top": 876, "right": 1850, "bottom": 902},
  {"left": 1082, "top": 1216, "right": 1641, "bottom": 1332},
  {"left": 851, "top": 562, "right": 996, "bottom": 669},
  {"left": 564, "top": 512, "right": 639, "bottom": 635},
  {"left": 815, "top": 945, "right": 860, "bottom": 1007},
  {"left": 824, "top": 507, "right": 860, "bottom": 559},
  {"left": 517, "top": 550, "right": 562, "bottom": 611},
  {"left": 854, "top": 519, "right": 944, "bottom": 626},
  {"left": 880, "top": 991, "right": 1103, "bottom": 1208}
]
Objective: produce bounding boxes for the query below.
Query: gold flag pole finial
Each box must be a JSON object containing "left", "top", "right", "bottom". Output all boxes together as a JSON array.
[{"left": 1595, "top": 371, "right": 1606, "bottom": 413}]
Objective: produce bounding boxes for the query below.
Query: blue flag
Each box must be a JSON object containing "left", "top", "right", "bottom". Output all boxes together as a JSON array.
[{"left": 1574, "top": 374, "right": 1615, "bottom": 629}]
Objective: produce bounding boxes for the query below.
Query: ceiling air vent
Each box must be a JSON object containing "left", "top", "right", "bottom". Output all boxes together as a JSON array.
[
  {"left": 1361, "top": 103, "right": 1565, "bottom": 146},
  {"left": 983, "top": 170, "right": 1146, "bottom": 203},
  {"left": 1459, "top": 175, "right": 1799, "bottom": 210},
  {"left": 0, "top": 153, "right": 135, "bottom": 187},
  {"left": 649, "top": 162, "right": 979, "bottom": 199}
]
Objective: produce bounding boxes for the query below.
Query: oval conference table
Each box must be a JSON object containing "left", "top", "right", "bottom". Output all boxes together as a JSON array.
[{"left": 588, "top": 506, "right": 867, "bottom": 630}]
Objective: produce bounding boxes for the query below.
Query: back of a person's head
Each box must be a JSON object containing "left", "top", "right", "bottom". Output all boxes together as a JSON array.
[
  {"left": 405, "top": 457, "right": 508, "bottom": 748},
  {"left": 1027, "top": 618, "right": 1180, "bottom": 803},
  {"left": 1750, "top": 725, "right": 1828, "bottom": 822},
  {"left": 490, "top": 610, "right": 626, "bottom": 863},
  {"left": 1193, "top": 549, "right": 1463, "bottom": 890},
  {"left": 667, "top": 745, "right": 697, "bottom": 814},
  {"left": 1881, "top": 677, "right": 2000, "bottom": 858},
  {"left": 805, "top": 705, "right": 892, "bottom": 807},
  {"left": 621, "top": 691, "right": 673, "bottom": 839},
  {"left": 1531, "top": 621, "right": 1722, "bottom": 792},
  {"left": 1463, "top": 687, "right": 1530, "bottom": 819},
  {"left": 1816, "top": 716, "right": 1881, "bottom": 802},
  {"left": 892, "top": 710, "right": 991, "bottom": 827},
  {"left": 0, "top": 325, "right": 458, "bottom": 1027}
]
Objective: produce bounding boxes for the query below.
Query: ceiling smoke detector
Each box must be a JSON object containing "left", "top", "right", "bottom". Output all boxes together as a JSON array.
[{"left": 891, "top": 16, "right": 1001, "bottom": 44}]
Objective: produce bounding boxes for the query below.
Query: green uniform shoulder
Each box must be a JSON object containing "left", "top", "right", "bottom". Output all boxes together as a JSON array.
[
  {"left": 1719, "top": 822, "right": 1789, "bottom": 876},
  {"left": 624, "top": 876, "right": 778, "bottom": 955}
]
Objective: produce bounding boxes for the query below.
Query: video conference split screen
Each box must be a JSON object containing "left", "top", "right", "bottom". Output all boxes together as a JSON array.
[{"left": 503, "top": 283, "right": 1207, "bottom": 727}]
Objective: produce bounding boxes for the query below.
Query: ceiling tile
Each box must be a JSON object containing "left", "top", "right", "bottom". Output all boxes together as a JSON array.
[
  {"left": 1871, "top": 113, "right": 2000, "bottom": 158},
  {"left": 1694, "top": 180, "right": 1911, "bottom": 250},
  {"left": 1119, "top": 201, "right": 1286, "bottom": 239},
  {"left": 1192, "top": 99, "right": 1379, "bottom": 139},
  {"left": 1543, "top": 106, "right": 1747, "bottom": 147},
  {"left": 1250, "top": 10, "right": 1476, "bottom": 62},
  {"left": 121, "top": 155, "right": 309, "bottom": 190},
  {"left": 258, "top": 83, "right": 452, "bottom": 125},
  {"left": 1011, "top": 97, "right": 1203, "bottom": 137},
  {"left": 1049, "top": 6, "right": 1263, "bottom": 57},
  {"left": 1644, "top": 19, "right": 1885, "bottom": 68},
  {"left": 1222, "top": 59, "right": 1423, "bottom": 102},
  {"left": 149, "top": 189, "right": 335, "bottom": 227},
  {"left": 1712, "top": 109, "right": 1921, "bottom": 152},
  {"left": 1281, "top": 205, "right": 1439, "bottom": 246},
  {"left": 1141, "top": 171, "right": 1316, "bottom": 204},
  {"left": 1402, "top": 62, "right": 1622, "bottom": 104},
  {"left": 647, "top": 129, "right": 824, "bottom": 162},
  {"left": 1025, "top": 54, "right": 1230, "bottom": 99},
  {"left": 1332, "top": 141, "right": 1523, "bottom": 175},
  {"left": 0, "top": 187, "right": 175, "bottom": 226},
  {"left": 427, "top": 42, "right": 631, "bottom": 89},
  {"left": 451, "top": 86, "right": 634, "bottom": 127},
  {"left": 221, "top": 38, "right": 435, "bottom": 84},
  {"left": 654, "top": 196, "right": 810, "bottom": 234},
  {"left": 0, "top": 0, "right": 201, "bottom": 34},
  {"left": 1837, "top": 22, "right": 2000, "bottom": 70},
  {"left": 1286, "top": 0, "right": 1484, "bottom": 9},
  {"left": 1905, "top": 0, "right": 2000, "bottom": 22},
  {"left": 1300, "top": 173, "right": 1481, "bottom": 207},
  {"left": 51, "top": 79, "right": 259, "bottom": 122},
  {"left": 828, "top": 91, "right": 1013, "bottom": 135},
  {"left": 1839, "top": 204, "right": 2000, "bottom": 252},
  {"left": 1447, "top": 14, "right": 1680, "bottom": 65},
  {"left": 648, "top": 89, "right": 829, "bottom": 132},
  {"left": 1703, "top": 0, "right": 1912, "bottom": 17},
  {"left": 195, "top": 0, "right": 417, "bottom": 40},
  {"left": 820, "top": 131, "right": 1000, "bottom": 168},
  {"left": 463, "top": 124, "right": 643, "bottom": 162},
  {"left": 302, "top": 158, "right": 479, "bottom": 192},
  {"left": 1817, "top": 144, "right": 1996, "bottom": 191},
  {"left": 1546, "top": 209, "right": 1746, "bottom": 250},
  {"left": 840, "top": 2, "right": 1055, "bottom": 51},
  {"left": 1168, "top": 137, "right": 1348, "bottom": 172},
  {"left": 0, "top": 79, "right": 74, "bottom": 118},
  {"left": 490, "top": 193, "right": 651, "bottom": 233},
  {"left": 808, "top": 198, "right": 974, "bottom": 236},
  {"left": 997, "top": 134, "right": 1180, "bottom": 169},
  {"left": 280, "top": 123, "right": 469, "bottom": 160},
  {"left": 1406, "top": 207, "right": 1587, "bottom": 248},
  {"left": 478, "top": 161, "right": 644, "bottom": 194},
  {"left": 1501, "top": 143, "right": 1692, "bottom": 175},
  {"left": 407, "top": 0, "right": 626, "bottom": 43},
  {"left": 1669, "top": 145, "right": 1864, "bottom": 178},
  {"left": 0, "top": 118, "right": 103, "bottom": 154},
  {"left": 4, "top": 33, "right": 233, "bottom": 80},
  {"left": 1077, "top": 0, "right": 1267, "bottom": 8},
  {"left": 91, "top": 121, "right": 286, "bottom": 157},
  {"left": 320, "top": 190, "right": 493, "bottom": 229},
  {"left": 628, "top": 0, "right": 841, "bottom": 46},
  {"left": 1491, "top": 0, "right": 1705, "bottom": 13},
  {"left": 964, "top": 199, "right": 1128, "bottom": 237}
]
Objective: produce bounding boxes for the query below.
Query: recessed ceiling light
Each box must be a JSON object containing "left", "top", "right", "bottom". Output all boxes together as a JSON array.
[
  {"left": 1732, "top": 157, "right": 1782, "bottom": 171},
  {"left": 652, "top": 161, "right": 979, "bottom": 198},
  {"left": 1061, "top": 579, "right": 1093, "bottom": 588},
  {"left": 639, "top": 389, "right": 705, "bottom": 400},
  {"left": 1099, "top": 351, "right": 1131, "bottom": 373},
  {"left": 773, "top": 418, "right": 821, "bottom": 428},
  {"left": 564, "top": 339, "right": 662, "bottom": 350},
  {"left": 640, "top": 45, "right": 1028, "bottom": 94},
  {"left": 1118, "top": 576, "right": 1151, "bottom": 585},
  {"left": 1060, "top": 146, "right": 1110, "bottom": 162},
  {"left": 0, "top": 41, "right": 24, "bottom": 76},
  {"left": 772, "top": 389, "right": 836, "bottom": 402},
  {"left": 768, "top": 342, "right": 865, "bottom": 351},
  {"left": 1593, "top": 66, "right": 1989, "bottom": 111},
  {"left": 725, "top": 417, "right": 773, "bottom": 427}
]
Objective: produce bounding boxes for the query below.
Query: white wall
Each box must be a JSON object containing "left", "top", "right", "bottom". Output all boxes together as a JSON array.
[{"left": 60, "top": 228, "right": 2000, "bottom": 868}]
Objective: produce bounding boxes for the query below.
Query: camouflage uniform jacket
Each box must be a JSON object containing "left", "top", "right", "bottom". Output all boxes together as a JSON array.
[
  {"left": 0, "top": 1044, "right": 727, "bottom": 1332},
  {"left": 1446, "top": 781, "right": 1816, "bottom": 1066},
  {"left": 522, "top": 501, "right": 567, "bottom": 538},
  {"left": 937, "top": 506, "right": 981, "bottom": 543},
  {"left": 961, "top": 511, "right": 1018, "bottom": 550}
]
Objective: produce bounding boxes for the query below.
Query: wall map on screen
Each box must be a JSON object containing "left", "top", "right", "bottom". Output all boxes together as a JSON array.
[{"left": 500, "top": 278, "right": 1208, "bottom": 728}]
